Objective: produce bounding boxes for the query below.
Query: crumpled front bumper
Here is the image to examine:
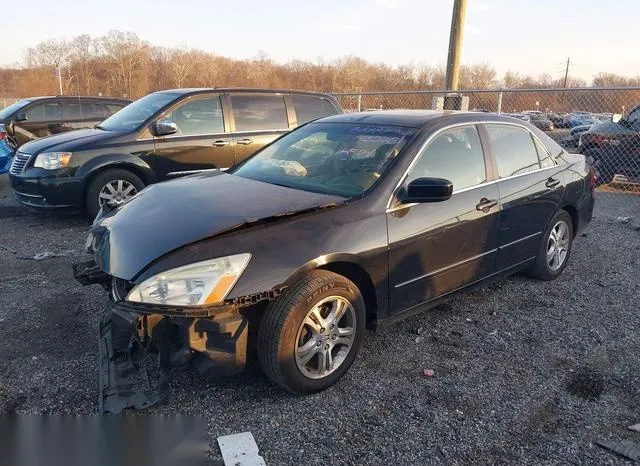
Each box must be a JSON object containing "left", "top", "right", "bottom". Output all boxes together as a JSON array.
[{"left": 73, "top": 260, "right": 249, "bottom": 415}]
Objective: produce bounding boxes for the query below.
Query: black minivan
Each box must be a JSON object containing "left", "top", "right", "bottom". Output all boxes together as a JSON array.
[
  {"left": 9, "top": 88, "right": 342, "bottom": 217},
  {"left": 0, "top": 96, "right": 131, "bottom": 148}
]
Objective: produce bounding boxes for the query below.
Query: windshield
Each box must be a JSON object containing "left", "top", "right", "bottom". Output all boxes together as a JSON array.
[
  {"left": 0, "top": 100, "right": 31, "bottom": 120},
  {"left": 98, "top": 92, "right": 180, "bottom": 132},
  {"left": 232, "top": 122, "right": 418, "bottom": 197}
]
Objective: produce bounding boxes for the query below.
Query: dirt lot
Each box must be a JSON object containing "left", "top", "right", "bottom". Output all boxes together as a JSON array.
[{"left": 0, "top": 174, "right": 639, "bottom": 465}]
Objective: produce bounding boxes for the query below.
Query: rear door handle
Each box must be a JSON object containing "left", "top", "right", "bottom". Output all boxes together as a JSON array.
[
  {"left": 236, "top": 138, "right": 253, "bottom": 145},
  {"left": 213, "top": 140, "right": 229, "bottom": 147},
  {"left": 476, "top": 198, "right": 498, "bottom": 212},
  {"left": 545, "top": 177, "right": 561, "bottom": 188}
]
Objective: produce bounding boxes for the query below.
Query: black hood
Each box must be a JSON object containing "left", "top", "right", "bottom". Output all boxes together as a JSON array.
[
  {"left": 90, "top": 172, "right": 346, "bottom": 280},
  {"left": 18, "top": 128, "right": 125, "bottom": 154}
]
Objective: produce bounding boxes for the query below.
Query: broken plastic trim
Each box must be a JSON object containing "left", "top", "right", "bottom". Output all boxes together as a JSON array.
[{"left": 98, "top": 312, "right": 169, "bottom": 415}]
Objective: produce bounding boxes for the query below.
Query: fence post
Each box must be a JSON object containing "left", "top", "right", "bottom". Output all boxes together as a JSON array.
[
  {"left": 496, "top": 92, "right": 503, "bottom": 114},
  {"left": 357, "top": 94, "right": 362, "bottom": 112}
]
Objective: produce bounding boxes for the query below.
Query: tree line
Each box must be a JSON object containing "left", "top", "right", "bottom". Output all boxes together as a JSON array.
[{"left": 1, "top": 31, "right": 639, "bottom": 112}]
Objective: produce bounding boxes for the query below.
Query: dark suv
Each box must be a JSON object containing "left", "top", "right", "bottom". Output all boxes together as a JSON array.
[
  {"left": 9, "top": 88, "right": 342, "bottom": 217},
  {"left": 0, "top": 96, "right": 131, "bottom": 148}
]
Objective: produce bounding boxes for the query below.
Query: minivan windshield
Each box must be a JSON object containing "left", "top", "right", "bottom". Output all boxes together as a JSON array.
[
  {"left": 98, "top": 92, "right": 180, "bottom": 132},
  {"left": 233, "top": 122, "right": 418, "bottom": 197},
  {"left": 0, "top": 99, "right": 31, "bottom": 120}
]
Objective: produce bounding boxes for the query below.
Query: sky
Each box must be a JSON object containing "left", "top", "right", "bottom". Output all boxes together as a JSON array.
[{"left": 1, "top": 0, "right": 639, "bottom": 82}]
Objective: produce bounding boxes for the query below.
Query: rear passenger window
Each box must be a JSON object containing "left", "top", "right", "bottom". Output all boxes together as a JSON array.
[
  {"left": 24, "top": 102, "right": 62, "bottom": 122},
  {"left": 231, "top": 95, "right": 288, "bottom": 132},
  {"left": 81, "top": 102, "right": 109, "bottom": 119},
  {"left": 408, "top": 125, "right": 486, "bottom": 191},
  {"left": 291, "top": 95, "right": 338, "bottom": 125},
  {"left": 533, "top": 137, "right": 556, "bottom": 168},
  {"left": 105, "top": 103, "right": 126, "bottom": 115},
  {"left": 64, "top": 102, "right": 83, "bottom": 120},
  {"left": 485, "top": 125, "right": 541, "bottom": 177}
]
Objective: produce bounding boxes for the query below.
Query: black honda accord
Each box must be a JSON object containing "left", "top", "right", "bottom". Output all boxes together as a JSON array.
[{"left": 75, "top": 110, "right": 595, "bottom": 413}]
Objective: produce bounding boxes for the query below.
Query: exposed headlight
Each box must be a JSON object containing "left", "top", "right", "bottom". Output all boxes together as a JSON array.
[
  {"left": 33, "top": 152, "right": 72, "bottom": 169},
  {"left": 126, "top": 254, "right": 251, "bottom": 306}
]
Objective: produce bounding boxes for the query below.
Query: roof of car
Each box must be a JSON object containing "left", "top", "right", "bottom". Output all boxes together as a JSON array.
[
  {"left": 154, "top": 88, "right": 336, "bottom": 97},
  {"left": 315, "top": 110, "right": 527, "bottom": 128},
  {"left": 17, "top": 96, "right": 131, "bottom": 102}
]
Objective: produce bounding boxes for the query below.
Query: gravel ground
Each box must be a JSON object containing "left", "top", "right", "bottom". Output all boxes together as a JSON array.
[{"left": 0, "top": 174, "right": 639, "bottom": 465}]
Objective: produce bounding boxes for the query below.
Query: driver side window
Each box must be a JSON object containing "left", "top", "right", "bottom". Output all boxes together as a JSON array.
[
  {"left": 162, "top": 97, "right": 224, "bottom": 136},
  {"left": 407, "top": 125, "right": 487, "bottom": 191}
]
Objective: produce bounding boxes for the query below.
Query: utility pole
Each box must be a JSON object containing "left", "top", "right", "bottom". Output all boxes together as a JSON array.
[
  {"left": 444, "top": 0, "right": 467, "bottom": 109},
  {"left": 561, "top": 57, "right": 570, "bottom": 106}
]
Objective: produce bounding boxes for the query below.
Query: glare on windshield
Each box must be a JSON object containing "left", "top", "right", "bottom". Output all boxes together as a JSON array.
[{"left": 98, "top": 92, "right": 181, "bottom": 132}]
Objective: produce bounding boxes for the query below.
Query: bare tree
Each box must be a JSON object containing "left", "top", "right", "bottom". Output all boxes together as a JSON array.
[{"left": 100, "top": 31, "right": 149, "bottom": 98}]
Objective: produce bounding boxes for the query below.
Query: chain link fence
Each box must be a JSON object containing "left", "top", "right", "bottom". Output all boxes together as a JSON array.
[{"left": 333, "top": 88, "right": 640, "bottom": 212}]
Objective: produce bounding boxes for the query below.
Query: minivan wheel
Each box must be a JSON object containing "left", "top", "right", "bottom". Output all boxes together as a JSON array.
[
  {"left": 86, "top": 168, "right": 145, "bottom": 218},
  {"left": 528, "top": 210, "right": 574, "bottom": 281},
  {"left": 257, "top": 270, "right": 365, "bottom": 394}
]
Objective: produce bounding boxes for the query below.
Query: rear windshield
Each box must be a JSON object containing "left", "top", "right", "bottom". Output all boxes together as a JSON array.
[
  {"left": 233, "top": 122, "right": 418, "bottom": 197},
  {"left": 0, "top": 100, "right": 32, "bottom": 119},
  {"left": 98, "top": 92, "right": 180, "bottom": 132}
]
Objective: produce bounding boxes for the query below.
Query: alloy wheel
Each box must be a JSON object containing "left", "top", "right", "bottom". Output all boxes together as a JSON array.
[
  {"left": 294, "top": 296, "right": 356, "bottom": 380},
  {"left": 547, "top": 220, "right": 570, "bottom": 271},
  {"left": 98, "top": 179, "right": 138, "bottom": 207}
]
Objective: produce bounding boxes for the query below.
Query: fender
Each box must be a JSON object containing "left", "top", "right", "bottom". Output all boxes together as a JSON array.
[
  {"left": 76, "top": 153, "right": 157, "bottom": 187},
  {"left": 281, "top": 253, "right": 368, "bottom": 288}
]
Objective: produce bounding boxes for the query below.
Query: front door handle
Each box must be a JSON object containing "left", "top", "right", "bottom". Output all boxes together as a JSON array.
[
  {"left": 545, "top": 177, "right": 561, "bottom": 188},
  {"left": 236, "top": 138, "right": 253, "bottom": 145},
  {"left": 213, "top": 140, "right": 229, "bottom": 147},
  {"left": 476, "top": 198, "right": 498, "bottom": 212}
]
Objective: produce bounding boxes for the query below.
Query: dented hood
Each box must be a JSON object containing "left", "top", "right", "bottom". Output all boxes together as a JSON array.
[{"left": 89, "top": 171, "right": 345, "bottom": 280}]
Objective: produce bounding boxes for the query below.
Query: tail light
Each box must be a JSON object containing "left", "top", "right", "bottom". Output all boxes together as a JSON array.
[{"left": 0, "top": 128, "right": 6, "bottom": 140}]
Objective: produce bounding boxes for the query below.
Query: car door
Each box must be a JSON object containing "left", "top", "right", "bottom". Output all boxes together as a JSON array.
[
  {"left": 482, "top": 124, "right": 565, "bottom": 271},
  {"left": 227, "top": 93, "right": 292, "bottom": 164},
  {"left": 13, "top": 100, "right": 63, "bottom": 146},
  {"left": 387, "top": 124, "right": 501, "bottom": 313},
  {"left": 150, "top": 94, "right": 234, "bottom": 180}
]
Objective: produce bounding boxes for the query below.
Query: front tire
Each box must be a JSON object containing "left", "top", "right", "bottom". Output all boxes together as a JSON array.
[
  {"left": 528, "top": 210, "right": 574, "bottom": 281},
  {"left": 85, "top": 168, "right": 145, "bottom": 219},
  {"left": 257, "top": 270, "right": 365, "bottom": 394}
]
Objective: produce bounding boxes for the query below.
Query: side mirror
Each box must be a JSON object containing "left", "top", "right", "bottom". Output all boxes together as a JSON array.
[
  {"left": 152, "top": 120, "right": 178, "bottom": 137},
  {"left": 14, "top": 113, "right": 27, "bottom": 122},
  {"left": 612, "top": 114, "right": 623, "bottom": 124},
  {"left": 399, "top": 177, "right": 453, "bottom": 203}
]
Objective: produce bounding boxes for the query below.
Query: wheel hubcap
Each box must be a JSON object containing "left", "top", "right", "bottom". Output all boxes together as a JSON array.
[
  {"left": 294, "top": 296, "right": 356, "bottom": 380},
  {"left": 547, "top": 220, "right": 570, "bottom": 271},
  {"left": 98, "top": 180, "right": 137, "bottom": 207}
]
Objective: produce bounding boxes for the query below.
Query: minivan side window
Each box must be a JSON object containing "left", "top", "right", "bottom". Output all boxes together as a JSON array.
[
  {"left": 161, "top": 97, "right": 224, "bottom": 136},
  {"left": 485, "top": 125, "right": 541, "bottom": 178},
  {"left": 408, "top": 125, "right": 487, "bottom": 191},
  {"left": 291, "top": 95, "right": 338, "bottom": 125},
  {"left": 24, "top": 102, "right": 62, "bottom": 122},
  {"left": 64, "top": 102, "right": 83, "bottom": 120},
  {"left": 231, "top": 95, "right": 288, "bottom": 132},
  {"left": 81, "top": 102, "right": 109, "bottom": 119},
  {"left": 105, "top": 103, "right": 127, "bottom": 115}
]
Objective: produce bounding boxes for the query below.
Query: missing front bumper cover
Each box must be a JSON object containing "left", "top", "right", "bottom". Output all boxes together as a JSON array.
[{"left": 98, "top": 302, "right": 249, "bottom": 415}]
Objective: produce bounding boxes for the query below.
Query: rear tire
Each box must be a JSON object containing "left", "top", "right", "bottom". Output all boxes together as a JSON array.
[
  {"left": 85, "top": 168, "right": 145, "bottom": 219},
  {"left": 528, "top": 210, "right": 574, "bottom": 281},
  {"left": 257, "top": 270, "right": 365, "bottom": 394}
]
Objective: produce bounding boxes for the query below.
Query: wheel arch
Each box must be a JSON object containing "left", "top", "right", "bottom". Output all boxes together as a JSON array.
[
  {"left": 559, "top": 204, "right": 579, "bottom": 238},
  {"left": 80, "top": 155, "right": 156, "bottom": 204},
  {"left": 283, "top": 254, "right": 378, "bottom": 328}
]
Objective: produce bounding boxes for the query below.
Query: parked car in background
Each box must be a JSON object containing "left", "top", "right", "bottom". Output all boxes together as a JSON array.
[
  {"left": 504, "top": 113, "right": 531, "bottom": 122},
  {"left": 9, "top": 88, "right": 343, "bottom": 217},
  {"left": 0, "top": 96, "right": 131, "bottom": 148},
  {"left": 548, "top": 113, "right": 570, "bottom": 128},
  {"left": 529, "top": 114, "right": 555, "bottom": 131},
  {"left": 74, "top": 110, "right": 595, "bottom": 412},
  {"left": 569, "top": 124, "right": 598, "bottom": 147},
  {"left": 565, "top": 114, "right": 600, "bottom": 128},
  {"left": 0, "top": 124, "right": 15, "bottom": 175},
  {"left": 579, "top": 104, "right": 640, "bottom": 153}
]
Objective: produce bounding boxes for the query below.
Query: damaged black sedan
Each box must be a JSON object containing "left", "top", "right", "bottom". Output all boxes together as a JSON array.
[{"left": 75, "top": 111, "right": 595, "bottom": 413}]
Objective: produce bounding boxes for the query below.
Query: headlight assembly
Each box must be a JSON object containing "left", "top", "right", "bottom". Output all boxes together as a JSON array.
[
  {"left": 33, "top": 152, "right": 72, "bottom": 169},
  {"left": 126, "top": 254, "right": 251, "bottom": 306}
]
